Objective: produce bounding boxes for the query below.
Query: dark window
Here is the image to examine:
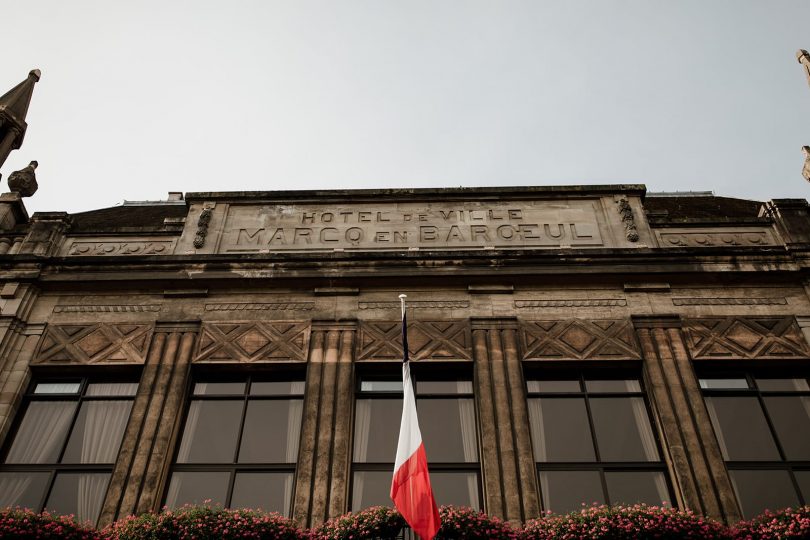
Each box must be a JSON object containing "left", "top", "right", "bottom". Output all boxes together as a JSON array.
[
  {"left": 351, "top": 377, "right": 480, "bottom": 511},
  {"left": 0, "top": 380, "right": 137, "bottom": 525},
  {"left": 700, "top": 375, "right": 810, "bottom": 518},
  {"left": 164, "top": 377, "right": 303, "bottom": 516},
  {"left": 526, "top": 375, "right": 671, "bottom": 514}
]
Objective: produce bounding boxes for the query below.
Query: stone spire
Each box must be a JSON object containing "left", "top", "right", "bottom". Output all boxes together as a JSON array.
[{"left": 0, "top": 69, "right": 41, "bottom": 170}]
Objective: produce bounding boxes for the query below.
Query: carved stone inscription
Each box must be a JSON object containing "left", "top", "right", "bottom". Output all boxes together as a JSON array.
[{"left": 219, "top": 201, "right": 605, "bottom": 252}]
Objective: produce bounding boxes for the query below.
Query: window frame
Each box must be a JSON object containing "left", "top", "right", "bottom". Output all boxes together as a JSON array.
[
  {"left": 0, "top": 376, "right": 138, "bottom": 522},
  {"left": 524, "top": 370, "right": 672, "bottom": 512},
  {"left": 164, "top": 374, "right": 305, "bottom": 514},
  {"left": 699, "top": 371, "right": 810, "bottom": 513},
  {"left": 350, "top": 368, "right": 482, "bottom": 511}
]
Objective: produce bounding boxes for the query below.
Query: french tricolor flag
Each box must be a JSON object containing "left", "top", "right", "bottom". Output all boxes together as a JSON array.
[{"left": 390, "top": 295, "right": 441, "bottom": 540}]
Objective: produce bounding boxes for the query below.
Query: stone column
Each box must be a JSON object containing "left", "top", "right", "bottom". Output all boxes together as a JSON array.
[
  {"left": 292, "top": 321, "right": 356, "bottom": 527},
  {"left": 632, "top": 315, "right": 741, "bottom": 523},
  {"left": 98, "top": 321, "right": 200, "bottom": 526},
  {"left": 0, "top": 282, "right": 41, "bottom": 446},
  {"left": 471, "top": 318, "right": 539, "bottom": 522},
  {"left": 0, "top": 321, "right": 44, "bottom": 445}
]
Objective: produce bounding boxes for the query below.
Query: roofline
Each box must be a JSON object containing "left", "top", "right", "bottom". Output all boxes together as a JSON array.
[{"left": 184, "top": 184, "right": 647, "bottom": 203}]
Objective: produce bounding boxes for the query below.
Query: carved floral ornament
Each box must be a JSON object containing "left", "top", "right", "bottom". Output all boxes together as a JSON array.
[
  {"left": 67, "top": 241, "right": 174, "bottom": 256},
  {"left": 616, "top": 198, "right": 639, "bottom": 242}
]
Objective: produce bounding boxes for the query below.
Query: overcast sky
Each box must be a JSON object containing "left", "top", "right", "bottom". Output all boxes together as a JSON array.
[{"left": 3, "top": 1, "right": 810, "bottom": 214}]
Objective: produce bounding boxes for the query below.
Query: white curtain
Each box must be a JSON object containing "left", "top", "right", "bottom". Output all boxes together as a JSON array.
[
  {"left": 527, "top": 399, "right": 547, "bottom": 461},
  {"left": 0, "top": 473, "right": 34, "bottom": 508},
  {"left": 76, "top": 474, "right": 108, "bottom": 525},
  {"left": 282, "top": 473, "right": 294, "bottom": 517},
  {"left": 6, "top": 402, "right": 76, "bottom": 463},
  {"left": 285, "top": 399, "right": 303, "bottom": 463},
  {"left": 176, "top": 401, "right": 202, "bottom": 462},
  {"left": 352, "top": 400, "right": 372, "bottom": 509},
  {"left": 165, "top": 475, "right": 182, "bottom": 509},
  {"left": 704, "top": 398, "right": 729, "bottom": 460},
  {"left": 80, "top": 401, "right": 132, "bottom": 463},
  {"left": 290, "top": 381, "right": 305, "bottom": 395},
  {"left": 85, "top": 382, "right": 138, "bottom": 397},
  {"left": 34, "top": 383, "right": 81, "bottom": 394},
  {"left": 652, "top": 472, "right": 669, "bottom": 505},
  {"left": 457, "top": 396, "right": 479, "bottom": 506},
  {"left": 629, "top": 397, "right": 659, "bottom": 461},
  {"left": 353, "top": 400, "right": 371, "bottom": 462}
]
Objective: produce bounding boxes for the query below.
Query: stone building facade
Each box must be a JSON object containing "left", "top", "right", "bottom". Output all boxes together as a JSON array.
[{"left": 0, "top": 184, "right": 808, "bottom": 528}]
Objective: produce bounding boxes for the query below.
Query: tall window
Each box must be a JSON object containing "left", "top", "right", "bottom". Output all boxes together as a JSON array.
[
  {"left": 526, "top": 374, "right": 670, "bottom": 514},
  {"left": 0, "top": 379, "right": 137, "bottom": 524},
  {"left": 165, "top": 377, "right": 304, "bottom": 516},
  {"left": 352, "top": 377, "right": 480, "bottom": 511},
  {"left": 701, "top": 374, "right": 810, "bottom": 518}
]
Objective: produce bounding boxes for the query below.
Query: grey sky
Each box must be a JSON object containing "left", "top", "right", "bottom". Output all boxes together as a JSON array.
[{"left": 3, "top": 1, "right": 810, "bottom": 214}]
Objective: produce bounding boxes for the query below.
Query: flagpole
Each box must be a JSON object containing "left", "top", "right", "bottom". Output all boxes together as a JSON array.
[{"left": 391, "top": 293, "right": 440, "bottom": 540}]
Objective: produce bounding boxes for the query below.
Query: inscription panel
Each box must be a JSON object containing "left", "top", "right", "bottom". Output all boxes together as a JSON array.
[{"left": 218, "top": 200, "right": 606, "bottom": 252}]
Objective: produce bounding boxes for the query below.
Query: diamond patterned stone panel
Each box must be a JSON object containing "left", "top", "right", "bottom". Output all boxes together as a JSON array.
[
  {"left": 358, "top": 320, "right": 471, "bottom": 361},
  {"left": 520, "top": 319, "right": 640, "bottom": 361},
  {"left": 683, "top": 317, "right": 810, "bottom": 360},
  {"left": 34, "top": 323, "right": 152, "bottom": 364},
  {"left": 194, "top": 321, "right": 309, "bottom": 363}
]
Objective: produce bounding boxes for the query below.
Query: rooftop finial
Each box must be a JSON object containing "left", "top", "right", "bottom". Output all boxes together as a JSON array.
[{"left": 0, "top": 70, "right": 42, "bottom": 169}]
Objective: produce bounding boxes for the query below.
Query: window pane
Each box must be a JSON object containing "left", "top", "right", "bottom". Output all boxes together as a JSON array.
[
  {"left": 360, "top": 381, "right": 402, "bottom": 392},
  {"left": 704, "top": 397, "right": 780, "bottom": 460},
  {"left": 239, "top": 400, "right": 302, "bottom": 463},
  {"left": 250, "top": 381, "right": 305, "bottom": 396},
  {"left": 193, "top": 382, "right": 246, "bottom": 395},
  {"left": 416, "top": 381, "right": 473, "bottom": 395},
  {"left": 699, "top": 378, "right": 748, "bottom": 390},
  {"left": 585, "top": 380, "right": 641, "bottom": 393},
  {"left": 729, "top": 470, "right": 800, "bottom": 519},
  {"left": 590, "top": 397, "right": 659, "bottom": 461},
  {"left": 34, "top": 382, "right": 81, "bottom": 394},
  {"left": 418, "top": 398, "right": 477, "bottom": 462},
  {"left": 175, "top": 400, "right": 242, "bottom": 463},
  {"left": 796, "top": 471, "right": 810, "bottom": 504},
  {"left": 45, "top": 473, "right": 109, "bottom": 525},
  {"left": 605, "top": 471, "right": 671, "bottom": 506},
  {"left": 353, "top": 399, "right": 401, "bottom": 462},
  {"left": 62, "top": 401, "right": 132, "bottom": 463},
  {"left": 539, "top": 470, "right": 603, "bottom": 514},
  {"left": 527, "top": 380, "right": 580, "bottom": 393},
  {"left": 351, "top": 471, "right": 392, "bottom": 511},
  {"left": 165, "top": 471, "right": 230, "bottom": 508},
  {"left": 527, "top": 398, "right": 595, "bottom": 461},
  {"left": 431, "top": 472, "right": 479, "bottom": 510},
  {"left": 85, "top": 383, "right": 138, "bottom": 396},
  {"left": 0, "top": 472, "right": 50, "bottom": 510},
  {"left": 5, "top": 401, "right": 77, "bottom": 463},
  {"left": 762, "top": 397, "right": 810, "bottom": 460},
  {"left": 231, "top": 472, "right": 294, "bottom": 515},
  {"left": 756, "top": 378, "right": 810, "bottom": 392}
]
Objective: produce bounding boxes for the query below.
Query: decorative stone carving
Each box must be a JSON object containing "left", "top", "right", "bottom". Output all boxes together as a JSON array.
[
  {"left": 672, "top": 297, "right": 788, "bottom": 306},
  {"left": 205, "top": 302, "right": 315, "bottom": 311},
  {"left": 193, "top": 207, "right": 212, "bottom": 249},
  {"left": 34, "top": 323, "right": 152, "bottom": 364},
  {"left": 358, "top": 300, "right": 469, "bottom": 310},
  {"left": 358, "top": 320, "right": 471, "bottom": 361},
  {"left": 194, "top": 321, "right": 309, "bottom": 362},
  {"left": 683, "top": 317, "right": 810, "bottom": 360},
  {"left": 657, "top": 229, "right": 775, "bottom": 247},
  {"left": 521, "top": 319, "right": 640, "bottom": 360},
  {"left": 53, "top": 304, "right": 161, "bottom": 313},
  {"left": 616, "top": 198, "right": 639, "bottom": 242},
  {"left": 515, "top": 299, "right": 627, "bottom": 308},
  {"left": 803, "top": 146, "right": 810, "bottom": 183},
  {"left": 67, "top": 241, "right": 174, "bottom": 256},
  {"left": 6, "top": 161, "right": 38, "bottom": 197}
]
